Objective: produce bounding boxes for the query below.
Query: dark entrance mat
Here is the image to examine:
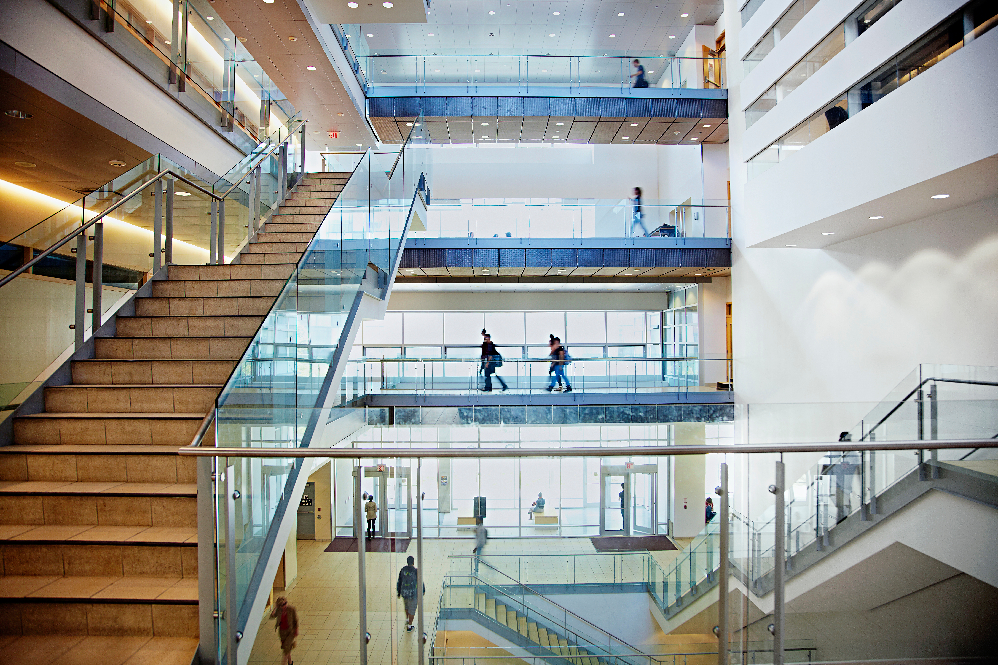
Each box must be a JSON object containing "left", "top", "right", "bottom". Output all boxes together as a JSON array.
[
  {"left": 590, "top": 536, "right": 678, "bottom": 552},
  {"left": 324, "top": 538, "right": 410, "bottom": 553}
]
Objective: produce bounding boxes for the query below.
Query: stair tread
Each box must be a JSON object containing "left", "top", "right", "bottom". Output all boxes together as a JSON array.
[
  {"left": 0, "top": 635, "right": 199, "bottom": 665},
  {"left": 0, "top": 575, "right": 197, "bottom": 602},
  {"left": 0, "top": 524, "right": 196, "bottom": 544},
  {"left": 0, "top": 480, "right": 196, "bottom": 495},
  {"left": 17, "top": 413, "right": 206, "bottom": 419},
  {"left": 48, "top": 384, "right": 223, "bottom": 389}
]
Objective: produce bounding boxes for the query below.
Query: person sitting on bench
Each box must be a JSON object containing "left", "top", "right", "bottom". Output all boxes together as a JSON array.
[{"left": 527, "top": 492, "right": 545, "bottom": 520}]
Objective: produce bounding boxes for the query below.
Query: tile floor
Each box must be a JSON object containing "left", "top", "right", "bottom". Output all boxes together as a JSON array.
[{"left": 246, "top": 536, "right": 697, "bottom": 665}]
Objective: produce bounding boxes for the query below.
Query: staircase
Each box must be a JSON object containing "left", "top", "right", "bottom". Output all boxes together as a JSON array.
[
  {"left": 472, "top": 591, "right": 606, "bottom": 665},
  {"left": 0, "top": 172, "right": 348, "bottom": 664}
]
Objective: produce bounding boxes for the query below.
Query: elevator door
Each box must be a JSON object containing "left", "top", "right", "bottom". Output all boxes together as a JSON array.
[{"left": 297, "top": 482, "right": 315, "bottom": 539}]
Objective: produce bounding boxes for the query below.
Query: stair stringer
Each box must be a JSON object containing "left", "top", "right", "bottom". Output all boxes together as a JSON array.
[{"left": 438, "top": 608, "right": 578, "bottom": 665}]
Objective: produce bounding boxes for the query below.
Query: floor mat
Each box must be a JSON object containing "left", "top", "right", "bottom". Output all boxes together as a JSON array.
[
  {"left": 590, "top": 535, "right": 677, "bottom": 552},
  {"left": 323, "top": 538, "right": 410, "bottom": 553}
]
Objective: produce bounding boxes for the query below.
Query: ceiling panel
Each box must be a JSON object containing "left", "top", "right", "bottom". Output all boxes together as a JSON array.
[{"left": 591, "top": 120, "right": 622, "bottom": 143}]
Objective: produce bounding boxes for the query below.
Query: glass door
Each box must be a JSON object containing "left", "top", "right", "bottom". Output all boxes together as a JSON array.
[
  {"left": 388, "top": 465, "right": 412, "bottom": 538},
  {"left": 600, "top": 469, "right": 627, "bottom": 535},
  {"left": 631, "top": 472, "right": 656, "bottom": 535}
]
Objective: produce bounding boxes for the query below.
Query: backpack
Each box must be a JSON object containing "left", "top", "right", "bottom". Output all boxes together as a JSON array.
[
  {"left": 561, "top": 347, "right": 572, "bottom": 365},
  {"left": 493, "top": 351, "right": 503, "bottom": 368},
  {"left": 399, "top": 567, "right": 418, "bottom": 598}
]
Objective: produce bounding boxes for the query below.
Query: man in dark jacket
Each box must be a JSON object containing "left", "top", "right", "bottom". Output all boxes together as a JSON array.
[
  {"left": 481, "top": 330, "right": 508, "bottom": 392},
  {"left": 396, "top": 555, "right": 424, "bottom": 632}
]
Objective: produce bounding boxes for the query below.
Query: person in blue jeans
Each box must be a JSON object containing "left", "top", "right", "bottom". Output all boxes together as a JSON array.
[
  {"left": 545, "top": 335, "right": 572, "bottom": 393},
  {"left": 631, "top": 187, "right": 650, "bottom": 237}
]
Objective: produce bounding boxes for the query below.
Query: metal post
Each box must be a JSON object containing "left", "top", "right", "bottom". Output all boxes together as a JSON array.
[
  {"left": 225, "top": 465, "right": 239, "bottom": 665},
  {"left": 74, "top": 231, "right": 87, "bottom": 349},
  {"left": 178, "top": 0, "right": 188, "bottom": 92},
  {"left": 254, "top": 165, "right": 263, "bottom": 232},
  {"left": 279, "top": 144, "right": 288, "bottom": 201},
  {"left": 154, "top": 180, "right": 163, "bottom": 272},
  {"left": 247, "top": 171, "right": 257, "bottom": 242},
  {"left": 717, "top": 463, "right": 729, "bottom": 665},
  {"left": 209, "top": 199, "right": 218, "bottom": 265},
  {"left": 417, "top": 459, "right": 425, "bottom": 665},
  {"left": 91, "top": 222, "right": 103, "bottom": 333},
  {"left": 170, "top": 0, "right": 180, "bottom": 85},
  {"left": 165, "top": 178, "right": 175, "bottom": 265},
  {"left": 196, "top": 455, "right": 217, "bottom": 665},
  {"left": 217, "top": 200, "right": 226, "bottom": 264},
  {"left": 356, "top": 465, "right": 368, "bottom": 665},
  {"left": 300, "top": 124, "right": 307, "bottom": 175},
  {"left": 771, "top": 461, "right": 785, "bottom": 665},
  {"left": 929, "top": 383, "right": 939, "bottom": 478}
]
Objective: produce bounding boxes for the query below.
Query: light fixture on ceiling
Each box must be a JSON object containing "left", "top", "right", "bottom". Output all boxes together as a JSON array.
[
  {"left": 383, "top": 1, "right": 393, "bottom": 6},
  {"left": 489, "top": 10, "right": 495, "bottom": 14},
  {"left": 669, "top": 35, "right": 676, "bottom": 38},
  {"left": 5, "top": 109, "right": 32, "bottom": 119},
  {"left": 553, "top": 11, "right": 560, "bottom": 14},
  {"left": 703, "top": 124, "right": 711, "bottom": 128},
  {"left": 347, "top": 1, "right": 358, "bottom": 6},
  {"left": 338, "top": 112, "right": 345, "bottom": 117},
  {"left": 822, "top": 231, "right": 835, "bottom": 235},
  {"left": 223, "top": 37, "right": 230, "bottom": 41},
  {"left": 690, "top": 137, "right": 697, "bottom": 140},
  {"left": 694, "top": 273, "right": 702, "bottom": 276},
  {"left": 481, "top": 122, "right": 489, "bottom": 126},
  {"left": 869, "top": 215, "right": 884, "bottom": 220},
  {"left": 617, "top": 12, "right": 624, "bottom": 16},
  {"left": 630, "top": 123, "right": 638, "bottom": 126},
  {"left": 474, "top": 69, "right": 480, "bottom": 72},
  {"left": 555, "top": 122, "right": 564, "bottom": 125},
  {"left": 175, "top": 191, "right": 192, "bottom": 197},
  {"left": 434, "top": 69, "right": 440, "bottom": 72},
  {"left": 785, "top": 244, "right": 797, "bottom": 247},
  {"left": 263, "top": 0, "right": 274, "bottom": 3},
  {"left": 206, "top": 16, "right": 213, "bottom": 20},
  {"left": 367, "top": 33, "right": 373, "bottom": 37},
  {"left": 931, "top": 194, "right": 949, "bottom": 199},
  {"left": 406, "top": 122, "right": 413, "bottom": 126},
  {"left": 14, "top": 161, "right": 36, "bottom": 168},
  {"left": 306, "top": 65, "right": 317, "bottom": 70},
  {"left": 621, "top": 136, "right": 629, "bottom": 139},
  {"left": 145, "top": 19, "right": 152, "bottom": 23},
  {"left": 288, "top": 36, "right": 297, "bottom": 41},
  {"left": 609, "top": 33, "right": 616, "bottom": 37},
  {"left": 356, "top": 143, "right": 363, "bottom": 147},
  {"left": 549, "top": 33, "right": 556, "bottom": 37},
  {"left": 648, "top": 70, "right": 654, "bottom": 73},
  {"left": 164, "top": 40, "right": 171, "bottom": 45},
  {"left": 681, "top": 12, "right": 689, "bottom": 17},
  {"left": 109, "top": 160, "right": 127, "bottom": 167},
  {"left": 428, "top": 33, "right": 435, "bottom": 36}
]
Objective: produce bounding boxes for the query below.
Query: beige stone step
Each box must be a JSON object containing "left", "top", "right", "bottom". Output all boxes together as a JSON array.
[
  {"left": 527, "top": 621, "right": 539, "bottom": 643},
  {"left": 152, "top": 279, "right": 286, "bottom": 298},
  {"left": 0, "top": 490, "right": 195, "bottom": 528},
  {"left": 0, "top": 448, "right": 195, "bottom": 484},
  {"left": 72, "top": 359, "right": 236, "bottom": 385},
  {"left": 278, "top": 205, "right": 328, "bottom": 216},
  {"left": 116, "top": 315, "right": 264, "bottom": 338},
  {"left": 44, "top": 385, "right": 218, "bottom": 414},
  {"left": 0, "top": 634, "right": 199, "bottom": 665},
  {"left": 168, "top": 263, "right": 294, "bottom": 281},
  {"left": 253, "top": 231, "right": 315, "bottom": 244},
  {"left": 0, "top": 601, "right": 198, "bottom": 637},
  {"left": 0, "top": 524, "right": 195, "bottom": 545},
  {"left": 537, "top": 627, "right": 551, "bottom": 648},
  {"left": 237, "top": 252, "right": 301, "bottom": 265},
  {"left": 267, "top": 213, "right": 326, "bottom": 225},
  {"left": 94, "top": 336, "right": 250, "bottom": 360},
  {"left": 0, "top": 480, "right": 196, "bottom": 496},
  {"left": 517, "top": 614, "right": 529, "bottom": 637},
  {"left": 263, "top": 221, "right": 321, "bottom": 234},
  {"left": 0, "top": 575, "right": 197, "bottom": 602},
  {"left": 13, "top": 413, "right": 205, "bottom": 446},
  {"left": 136, "top": 296, "right": 273, "bottom": 317},
  {"left": 485, "top": 597, "right": 496, "bottom": 620},
  {"left": 243, "top": 241, "right": 310, "bottom": 254}
]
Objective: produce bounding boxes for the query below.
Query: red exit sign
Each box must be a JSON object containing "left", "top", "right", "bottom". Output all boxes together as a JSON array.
[{"left": 328, "top": 130, "right": 339, "bottom": 139}]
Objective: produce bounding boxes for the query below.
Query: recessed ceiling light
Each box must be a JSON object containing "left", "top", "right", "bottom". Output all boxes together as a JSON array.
[
  {"left": 481, "top": 122, "right": 489, "bottom": 126},
  {"left": 338, "top": 112, "right": 345, "bottom": 117},
  {"left": 5, "top": 110, "right": 32, "bottom": 119},
  {"left": 931, "top": 194, "right": 949, "bottom": 199},
  {"left": 306, "top": 65, "right": 317, "bottom": 70},
  {"left": 669, "top": 35, "right": 676, "bottom": 38},
  {"left": 609, "top": 33, "right": 616, "bottom": 37},
  {"left": 263, "top": 0, "right": 274, "bottom": 3},
  {"left": 145, "top": 19, "right": 152, "bottom": 23},
  {"left": 622, "top": 136, "right": 630, "bottom": 140},
  {"left": 868, "top": 215, "right": 883, "bottom": 220},
  {"left": 223, "top": 37, "right": 230, "bottom": 41},
  {"left": 553, "top": 11, "right": 560, "bottom": 14},
  {"left": 383, "top": 1, "right": 393, "bottom": 7},
  {"left": 549, "top": 33, "right": 556, "bottom": 37},
  {"left": 556, "top": 122, "right": 564, "bottom": 126},
  {"left": 489, "top": 10, "right": 495, "bottom": 14},
  {"left": 356, "top": 143, "right": 363, "bottom": 147},
  {"left": 703, "top": 124, "right": 711, "bottom": 128},
  {"left": 428, "top": 33, "right": 435, "bottom": 36},
  {"left": 785, "top": 244, "right": 797, "bottom": 247},
  {"left": 14, "top": 161, "right": 36, "bottom": 168},
  {"left": 164, "top": 40, "right": 171, "bottom": 45},
  {"left": 347, "top": 1, "right": 358, "bottom": 6},
  {"left": 109, "top": 160, "right": 127, "bottom": 167},
  {"left": 406, "top": 122, "right": 413, "bottom": 126},
  {"left": 175, "top": 191, "right": 192, "bottom": 197},
  {"left": 617, "top": 12, "right": 624, "bottom": 16},
  {"left": 648, "top": 70, "right": 654, "bottom": 73},
  {"left": 822, "top": 232, "right": 835, "bottom": 235},
  {"left": 206, "top": 16, "right": 213, "bottom": 20},
  {"left": 367, "top": 33, "right": 373, "bottom": 37},
  {"left": 681, "top": 12, "right": 689, "bottom": 17},
  {"left": 630, "top": 123, "right": 638, "bottom": 127},
  {"left": 690, "top": 137, "right": 698, "bottom": 140},
  {"left": 434, "top": 69, "right": 440, "bottom": 72}
]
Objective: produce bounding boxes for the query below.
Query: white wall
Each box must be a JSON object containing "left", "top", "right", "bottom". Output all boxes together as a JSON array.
[
  {"left": 387, "top": 291, "right": 672, "bottom": 312},
  {"left": 0, "top": 0, "right": 243, "bottom": 177}
]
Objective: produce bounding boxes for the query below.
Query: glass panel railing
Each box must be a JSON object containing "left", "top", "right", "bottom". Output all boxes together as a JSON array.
[
  {"left": 448, "top": 553, "right": 651, "bottom": 587},
  {"left": 209, "top": 118, "right": 430, "bottom": 665},
  {"left": 340, "top": 357, "right": 732, "bottom": 396},
  {"left": 411, "top": 198, "right": 730, "bottom": 239}
]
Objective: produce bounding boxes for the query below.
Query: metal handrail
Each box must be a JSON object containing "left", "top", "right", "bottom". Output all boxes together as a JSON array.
[
  {"left": 0, "top": 169, "right": 218, "bottom": 291},
  {"left": 215, "top": 117, "right": 306, "bottom": 200},
  {"left": 179, "top": 438, "right": 998, "bottom": 458},
  {"left": 860, "top": 375, "right": 998, "bottom": 441}
]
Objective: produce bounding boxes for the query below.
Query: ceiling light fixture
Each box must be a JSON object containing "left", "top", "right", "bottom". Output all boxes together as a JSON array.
[
  {"left": 556, "top": 122, "right": 564, "bottom": 126},
  {"left": 428, "top": 32, "right": 435, "bottom": 36},
  {"left": 164, "top": 40, "right": 171, "bottom": 45},
  {"left": 288, "top": 36, "right": 297, "bottom": 41},
  {"left": 206, "top": 16, "right": 213, "bottom": 20},
  {"left": 5, "top": 110, "right": 32, "bottom": 119},
  {"left": 306, "top": 65, "right": 317, "bottom": 70},
  {"left": 822, "top": 232, "right": 835, "bottom": 235},
  {"left": 681, "top": 12, "right": 689, "bottom": 17},
  {"left": 338, "top": 112, "right": 345, "bottom": 117},
  {"left": 406, "top": 122, "right": 413, "bottom": 126},
  {"left": 356, "top": 143, "right": 363, "bottom": 147},
  {"left": 175, "top": 191, "right": 192, "bottom": 196},
  {"left": 481, "top": 122, "right": 489, "bottom": 126},
  {"left": 553, "top": 11, "right": 560, "bottom": 14},
  {"left": 223, "top": 37, "right": 230, "bottom": 41},
  {"left": 383, "top": 1, "right": 393, "bottom": 7},
  {"left": 367, "top": 33, "right": 373, "bottom": 37},
  {"left": 690, "top": 137, "right": 698, "bottom": 140},
  {"left": 263, "top": 0, "right": 274, "bottom": 3},
  {"left": 630, "top": 123, "right": 638, "bottom": 126},
  {"left": 931, "top": 194, "right": 949, "bottom": 199},
  {"left": 347, "top": 1, "right": 358, "bottom": 6},
  {"left": 869, "top": 215, "right": 883, "bottom": 220},
  {"left": 621, "top": 136, "right": 629, "bottom": 139},
  {"left": 489, "top": 10, "right": 495, "bottom": 14},
  {"left": 785, "top": 244, "right": 797, "bottom": 247},
  {"left": 617, "top": 12, "right": 624, "bottom": 16},
  {"left": 669, "top": 35, "right": 676, "bottom": 38},
  {"left": 145, "top": 19, "right": 152, "bottom": 23},
  {"left": 549, "top": 33, "right": 556, "bottom": 37},
  {"left": 609, "top": 33, "right": 616, "bottom": 37},
  {"left": 694, "top": 273, "right": 702, "bottom": 276},
  {"left": 109, "top": 160, "right": 127, "bottom": 167},
  {"left": 14, "top": 161, "right": 36, "bottom": 168},
  {"left": 703, "top": 124, "right": 711, "bottom": 128}
]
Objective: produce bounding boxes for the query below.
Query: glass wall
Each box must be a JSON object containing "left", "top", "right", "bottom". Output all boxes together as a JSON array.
[{"left": 742, "top": 0, "right": 820, "bottom": 73}]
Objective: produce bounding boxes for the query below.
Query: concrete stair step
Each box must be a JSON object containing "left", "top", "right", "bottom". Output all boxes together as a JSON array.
[
  {"left": 168, "top": 263, "right": 295, "bottom": 281},
  {"left": 94, "top": 336, "right": 250, "bottom": 360},
  {"left": 243, "top": 241, "right": 310, "bottom": 254},
  {"left": 116, "top": 315, "right": 264, "bottom": 338},
  {"left": 536, "top": 627, "right": 551, "bottom": 648},
  {"left": 44, "top": 385, "right": 219, "bottom": 414},
  {"left": 0, "top": 575, "right": 197, "bottom": 602},
  {"left": 237, "top": 252, "right": 301, "bottom": 265},
  {"left": 72, "top": 359, "right": 237, "bottom": 385},
  {"left": 0, "top": 523, "right": 196, "bottom": 545},
  {"left": 517, "top": 614, "right": 529, "bottom": 637},
  {"left": 0, "top": 448, "right": 195, "bottom": 484},
  {"left": 475, "top": 591, "right": 485, "bottom": 612},
  {"left": 485, "top": 597, "right": 496, "bottom": 620},
  {"left": 0, "top": 480, "right": 196, "bottom": 496},
  {"left": 253, "top": 232, "right": 315, "bottom": 244},
  {"left": 136, "top": 296, "right": 273, "bottom": 317},
  {"left": 277, "top": 206, "right": 329, "bottom": 216},
  {"left": 263, "top": 222, "right": 321, "bottom": 234},
  {"left": 152, "top": 279, "right": 286, "bottom": 298},
  {"left": 267, "top": 213, "right": 326, "bottom": 224},
  {"left": 0, "top": 602, "right": 199, "bottom": 639},
  {"left": 495, "top": 602, "right": 508, "bottom": 627},
  {"left": 0, "top": 491, "right": 195, "bottom": 528},
  {"left": 527, "top": 621, "right": 539, "bottom": 643},
  {"left": 13, "top": 413, "right": 206, "bottom": 446},
  {"left": 0, "top": 634, "right": 199, "bottom": 665}
]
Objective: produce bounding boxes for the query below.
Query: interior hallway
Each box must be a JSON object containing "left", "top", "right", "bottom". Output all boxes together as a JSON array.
[{"left": 247, "top": 536, "right": 696, "bottom": 665}]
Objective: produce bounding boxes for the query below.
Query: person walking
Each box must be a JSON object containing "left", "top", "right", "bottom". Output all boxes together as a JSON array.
[
  {"left": 365, "top": 494, "right": 378, "bottom": 539},
  {"left": 480, "top": 329, "right": 508, "bottom": 392},
  {"left": 396, "top": 555, "right": 424, "bottom": 632},
  {"left": 630, "top": 187, "right": 650, "bottom": 237},
  {"left": 619, "top": 483, "right": 627, "bottom": 531},
  {"left": 271, "top": 596, "right": 299, "bottom": 665},
  {"left": 527, "top": 492, "right": 546, "bottom": 520},
  {"left": 545, "top": 335, "right": 572, "bottom": 393},
  {"left": 630, "top": 59, "right": 649, "bottom": 88}
]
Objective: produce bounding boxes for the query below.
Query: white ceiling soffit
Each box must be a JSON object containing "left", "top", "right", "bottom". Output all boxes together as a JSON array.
[
  {"left": 752, "top": 154, "right": 998, "bottom": 249},
  {"left": 312, "top": 0, "right": 428, "bottom": 24}
]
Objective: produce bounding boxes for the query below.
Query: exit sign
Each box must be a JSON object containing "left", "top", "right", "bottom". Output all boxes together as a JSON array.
[{"left": 328, "top": 130, "right": 339, "bottom": 139}]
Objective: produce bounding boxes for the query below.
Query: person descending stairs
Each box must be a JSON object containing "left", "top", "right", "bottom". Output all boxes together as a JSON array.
[{"left": 0, "top": 172, "right": 349, "bottom": 665}]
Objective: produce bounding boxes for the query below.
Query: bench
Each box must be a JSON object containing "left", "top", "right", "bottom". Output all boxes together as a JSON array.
[
  {"left": 457, "top": 516, "right": 478, "bottom": 526},
  {"left": 534, "top": 514, "right": 559, "bottom": 525}
]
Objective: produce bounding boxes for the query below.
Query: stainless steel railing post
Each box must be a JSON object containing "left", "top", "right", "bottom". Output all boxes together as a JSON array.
[
  {"left": 92, "top": 222, "right": 103, "bottom": 334},
  {"left": 154, "top": 179, "right": 163, "bottom": 272},
  {"left": 717, "top": 463, "right": 728, "bottom": 665},
  {"left": 165, "top": 177, "right": 175, "bottom": 265},
  {"left": 771, "top": 461, "right": 785, "bottom": 665},
  {"left": 74, "top": 231, "right": 87, "bottom": 350},
  {"left": 356, "top": 465, "right": 368, "bottom": 665},
  {"left": 225, "top": 465, "right": 239, "bottom": 665},
  {"left": 210, "top": 200, "right": 218, "bottom": 265},
  {"left": 217, "top": 200, "right": 226, "bottom": 264}
]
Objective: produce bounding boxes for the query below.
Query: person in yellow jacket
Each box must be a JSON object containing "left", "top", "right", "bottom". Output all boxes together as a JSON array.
[{"left": 365, "top": 495, "right": 378, "bottom": 538}]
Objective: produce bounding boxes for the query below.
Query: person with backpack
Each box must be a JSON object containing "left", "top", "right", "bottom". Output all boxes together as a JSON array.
[
  {"left": 545, "top": 335, "right": 572, "bottom": 393},
  {"left": 271, "top": 596, "right": 299, "bottom": 665},
  {"left": 480, "top": 329, "right": 508, "bottom": 392},
  {"left": 396, "top": 555, "right": 424, "bottom": 632}
]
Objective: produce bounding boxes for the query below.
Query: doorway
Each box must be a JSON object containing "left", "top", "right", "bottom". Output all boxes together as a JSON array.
[
  {"left": 599, "top": 464, "right": 657, "bottom": 536},
  {"left": 354, "top": 464, "right": 412, "bottom": 539}
]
